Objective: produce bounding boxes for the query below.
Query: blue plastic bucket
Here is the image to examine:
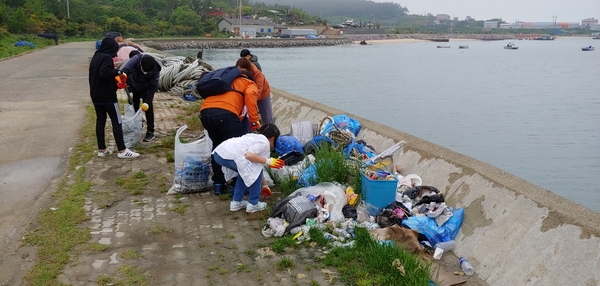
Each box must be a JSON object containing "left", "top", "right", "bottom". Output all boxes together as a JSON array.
[{"left": 361, "top": 173, "right": 398, "bottom": 216}]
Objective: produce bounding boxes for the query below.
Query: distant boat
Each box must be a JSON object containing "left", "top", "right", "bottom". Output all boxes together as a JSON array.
[
  {"left": 593, "top": 35, "right": 600, "bottom": 40},
  {"left": 429, "top": 39, "right": 450, "bottom": 42},
  {"left": 581, "top": 46, "right": 595, "bottom": 51},
  {"left": 504, "top": 42, "right": 519, "bottom": 50},
  {"left": 437, "top": 45, "right": 451, "bottom": 48},
  {"left": 458, "top": 45, "right": 469, "bottom": 49},
  {"left": 359, "top": 40, "right": 368, "bottom": 45}
]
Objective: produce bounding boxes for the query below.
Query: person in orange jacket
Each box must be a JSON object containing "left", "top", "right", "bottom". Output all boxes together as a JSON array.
[
  {"left": 236, "top": 56, "right": 274, "bottom": 125},
  {"left": 199, "top": 66, "right": 259, "bottom": 195}
]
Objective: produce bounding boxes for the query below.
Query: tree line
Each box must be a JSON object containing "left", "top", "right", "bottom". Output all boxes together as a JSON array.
[{"left": 0, "top": 0, "right": 320, "bottom": 38}]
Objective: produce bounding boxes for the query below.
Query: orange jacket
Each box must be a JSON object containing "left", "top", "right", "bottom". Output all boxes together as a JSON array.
[
  {"left": 250, "top": 63, "right": 271, "bottom": 101},
  {"left": 200, "top": 76, "right": 260, "bottom": 123}
]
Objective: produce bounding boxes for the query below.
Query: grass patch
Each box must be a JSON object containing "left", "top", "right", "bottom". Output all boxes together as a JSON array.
[
  {"left": 22, "top": 107, "right": 97, "bottom": 285},
  {"left": 148, "top": 224, "right": 171, "bottom": 235},
  {"left": 88, "top": 242, "right": 109, "bottom": 253},
  {"left": 277, "top": 257, "right": 295, "bottom": 270},
  {"left": 169, "top": 203, "right": 188, "bottom": 215},
  {"left": 322, "top": 228, "right": 430, "bottom": 286},
  {"left": 115, "top": 171, "right": 149, "bottom": 195},
  {"left": 120, "top": 249, "right": 143, "bottom": 259},
  {"left": 313, "top": 145, "right": 354, "bottom": 185},
  {"left": 113, "top": 264, "right": 149, "bottom": 285},
  {"left": 308, "top": 228, "right": 328, "bottom": 247},
  {"left": 271, "top": 236, "right": 297, "bottom": 253},
  {"left": 0, "top": 34, "right": 55, "bottom": 59}
]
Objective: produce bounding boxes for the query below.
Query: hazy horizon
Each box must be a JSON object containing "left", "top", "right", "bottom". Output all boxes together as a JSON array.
[{"left": 376, "top": 0, "right": 599, "bottom": 23}]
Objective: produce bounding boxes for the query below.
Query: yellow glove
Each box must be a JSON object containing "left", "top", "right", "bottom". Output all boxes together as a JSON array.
[{"left": 265, "top": 158, "right": 284, "bottom": 169}]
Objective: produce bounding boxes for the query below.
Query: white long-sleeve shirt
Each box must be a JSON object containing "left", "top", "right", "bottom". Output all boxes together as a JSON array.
[{"left": 213, "top": 133, "right": 270, "bottom": 187}]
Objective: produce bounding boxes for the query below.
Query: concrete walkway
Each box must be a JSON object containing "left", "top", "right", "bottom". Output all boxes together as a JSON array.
[{"left": 0, "top": 43, "right": 334, "bottom": 286}]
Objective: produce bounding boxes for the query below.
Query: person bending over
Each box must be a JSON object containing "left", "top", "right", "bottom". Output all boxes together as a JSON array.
[
  {"left": 213, "top": 124, "right": 283, "bottom": 213},
  {"left": 199, "top": 68, "right": 260, "bottom": 195},
  {"left": 120, "top": 54, "right": 161, "bottom": 142}
]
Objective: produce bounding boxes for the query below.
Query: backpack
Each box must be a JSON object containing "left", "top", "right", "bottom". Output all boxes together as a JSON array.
[{"left": 196, "top": 66, "right": 243, "bottom": 99}]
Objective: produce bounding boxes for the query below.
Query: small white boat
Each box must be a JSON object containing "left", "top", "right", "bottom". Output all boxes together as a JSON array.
[
  {"left": 504, "top": 42, "right": 519, "bottom": 50},
  {"left": 581, "top": 46, "right": 595, "bottom": 51},
  {"left": 437, "top": 45, "right": 451, "bottom": 48},
  {"left": 458, "top": 45, "right": 469, "bottom": 49}
]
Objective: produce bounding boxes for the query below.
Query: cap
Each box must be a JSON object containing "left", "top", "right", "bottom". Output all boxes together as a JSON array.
[
  {"left": 128, "top": 49, "right": 141, "bottom": 58},
  {"left": 140, "top": 55, "right": 156, "bottom": 73},
  {"left": 240, "top": 49, "right": 251, "bottom": 57}
]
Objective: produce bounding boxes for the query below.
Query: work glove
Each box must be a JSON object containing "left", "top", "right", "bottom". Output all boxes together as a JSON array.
[
  {"left": 261, "top": 184, "right": 272, "bottom": 198},
  {"left": 264, "top": 158, "right": 285, "bottom": 169},
  {"left": 115, "top": 72, "right": 128, "bottom": 89},
  {"left": 250, "top": 121, "right": 260, "bottom": 132}
]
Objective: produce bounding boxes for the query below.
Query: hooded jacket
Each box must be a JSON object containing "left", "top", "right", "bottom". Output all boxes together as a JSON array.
[
  {"left": 88, "top": 37, "right": 120, "bottom": 104},
  {"left": 248, "top": 62, "right": 271, "bottom": 101},
  {"left": 120, "top": 54, "right": 161, "bottom": 95},
  {"left": 249, "top": 54, "right": 262, "bottom": 71}
]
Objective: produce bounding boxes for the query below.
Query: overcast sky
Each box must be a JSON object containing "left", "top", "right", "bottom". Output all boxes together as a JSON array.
[{"left": 379, "top": 0, "right": 599, "bottom": 23}]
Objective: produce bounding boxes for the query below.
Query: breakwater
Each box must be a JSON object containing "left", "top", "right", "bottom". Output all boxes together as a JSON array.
[
  {"left": 135, "top": 33, "right": 516, "bottom": 50},
  {"left": 140, "top": 38, "right": 351, "bottom": 50}
]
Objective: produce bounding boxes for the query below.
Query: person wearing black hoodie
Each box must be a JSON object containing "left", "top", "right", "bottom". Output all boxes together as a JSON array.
[
  {"left": 120, "top": 54, "right": 161, "bottom": 142},
  {"left": 88, "top": 37, "right": 140, "bottom": 159}
]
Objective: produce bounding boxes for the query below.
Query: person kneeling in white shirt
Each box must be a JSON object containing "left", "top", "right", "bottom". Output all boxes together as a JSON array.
[{"left": 213, "top": 124, "right": 284, "bottom": 213}]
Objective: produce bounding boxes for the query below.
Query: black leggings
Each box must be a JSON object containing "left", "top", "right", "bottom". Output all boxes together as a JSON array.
[{"left": 94, "top": 103, "right": 126, "bottom": 151}]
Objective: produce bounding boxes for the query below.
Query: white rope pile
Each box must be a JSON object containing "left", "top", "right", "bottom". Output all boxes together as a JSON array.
[{"left": 145, "top": 53, "right": 211, "bottom": 97}]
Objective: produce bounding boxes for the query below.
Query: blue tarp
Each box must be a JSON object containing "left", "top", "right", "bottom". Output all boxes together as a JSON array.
[{"left": 15, "top": 41, "right": 36, "bottom": 48}]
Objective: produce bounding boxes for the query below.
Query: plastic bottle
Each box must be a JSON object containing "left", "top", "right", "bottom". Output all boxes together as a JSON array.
[
  {"left": 459, "top": 257, "right": 474, "bottom": 276},
  {"left": 434, "top": 240, "right": 456, "bottom": 252}
]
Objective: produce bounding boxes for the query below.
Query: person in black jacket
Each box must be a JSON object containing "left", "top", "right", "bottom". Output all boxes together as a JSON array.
[
  {"left": 120, "top": 54, "right": 161, "bottom": 142},
  {"left": 88, "top": 37, "right": 140, "bottom": 159}
]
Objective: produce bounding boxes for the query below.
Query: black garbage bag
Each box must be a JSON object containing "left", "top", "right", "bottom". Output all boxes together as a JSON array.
[
  {"left": 270, "top": 193, "right": 318, "bottom": 234},
  {"left": 342, "top": 204, "right": 357, "bottom": 219}
]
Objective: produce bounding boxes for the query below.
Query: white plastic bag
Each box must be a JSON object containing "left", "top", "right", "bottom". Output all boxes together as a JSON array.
[
  {"left": 122, "top": 104, "right": 143, "bottom": 148},
  {"left": 167, "top": 125, "right": 213, "bottom": 194}
]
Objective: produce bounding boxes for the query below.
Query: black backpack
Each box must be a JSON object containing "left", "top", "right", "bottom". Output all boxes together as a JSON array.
[{"left": 196, "top": 66, "right": 244, "bottom": 99}]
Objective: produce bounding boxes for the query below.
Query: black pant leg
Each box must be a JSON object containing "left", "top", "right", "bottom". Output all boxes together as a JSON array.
[
  {"left": 94, "top": 104, "right": 108, "bottom": 150},
  {"left": 107, "top": 103, "right": 126, "bottom": 151}
]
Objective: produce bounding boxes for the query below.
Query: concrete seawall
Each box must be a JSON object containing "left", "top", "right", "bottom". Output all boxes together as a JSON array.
[{"left": 270, "top": 87, "right": 600, "bottom": 285}]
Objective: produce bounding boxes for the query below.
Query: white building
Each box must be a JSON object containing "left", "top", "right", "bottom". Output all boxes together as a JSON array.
[
  {"left": 218, "top": 18, "right": 280, "bottom": 36},
  {"left": 582, "top": 18, "right": 598, "bottom": 28},
  {"left": 436, "top": 14, "right": 451, "bottom": 21},
  {"left": 484, "top": 21, "right": 498, "bottom": 28}
]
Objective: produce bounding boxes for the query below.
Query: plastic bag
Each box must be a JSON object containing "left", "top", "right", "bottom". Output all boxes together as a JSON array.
[
  {"left": 122, "top": 104, "right": 143, "bottom": 148},
  {"left": 401, "top": 208, "right": 464, "bottom": 245},
  {"left": 275, "top": 135, "right": 304, "bottom": 156},
  {"left": 289, "top": 182, "right": 347, "bottom": 222},
  {"left": 167, "top": 125, "right": 213, "bottom": 194}
]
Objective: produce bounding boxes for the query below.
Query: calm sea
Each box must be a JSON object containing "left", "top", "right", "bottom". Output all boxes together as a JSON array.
[{"left": 168, "top": 37, "right": 600, "bottom": 213}]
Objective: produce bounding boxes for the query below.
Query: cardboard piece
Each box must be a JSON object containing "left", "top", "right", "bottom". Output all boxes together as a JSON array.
[{"left": 430, "top": 262, "right": 467, "bottom": 286}]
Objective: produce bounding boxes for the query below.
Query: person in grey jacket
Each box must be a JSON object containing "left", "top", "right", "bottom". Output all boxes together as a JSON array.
[
  {"left": 120, "top": 54, "right": 161, "bottom": 142},
  {"left": 240, "top": 49, "right": 262, "bottom": 71}
]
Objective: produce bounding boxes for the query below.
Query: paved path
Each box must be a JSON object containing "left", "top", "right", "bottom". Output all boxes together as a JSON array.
[
  {"left": 0, "top": 43, "right": 333, "bottom": 286},
  {"left": 0, "top": 42, "right": 91, "bottom": 284}
]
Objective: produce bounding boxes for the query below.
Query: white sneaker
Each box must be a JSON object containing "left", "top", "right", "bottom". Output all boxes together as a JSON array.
[
  {"left": 246, "top": 201, "right": 267, "bottom": 213},
  {"left": 117, "top": 148, "right": 140, "bottom": 159},
  {"left": 98, "top": 149, "right": 113, "bottom": 158},
  {"left": 230, "top": 200, "right": 248, "bottom": 211}
]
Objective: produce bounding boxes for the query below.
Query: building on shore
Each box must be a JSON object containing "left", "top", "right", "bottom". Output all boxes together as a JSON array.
[{"left": 218, "top": 17, "right": 285, "bottom": 37}]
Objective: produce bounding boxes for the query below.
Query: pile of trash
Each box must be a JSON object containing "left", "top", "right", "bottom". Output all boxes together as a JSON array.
[{"left": 262, "top": 114, "right": 465, "bottom": 265}]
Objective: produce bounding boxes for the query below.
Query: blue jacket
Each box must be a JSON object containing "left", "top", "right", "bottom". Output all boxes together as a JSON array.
[{"left": 120, "top": 54, "right": 161, "bottom": 95}]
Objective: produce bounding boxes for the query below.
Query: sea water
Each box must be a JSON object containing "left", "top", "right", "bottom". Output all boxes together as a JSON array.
[{"left": 168, "top": 37, "right": 600, "bottom": 212}]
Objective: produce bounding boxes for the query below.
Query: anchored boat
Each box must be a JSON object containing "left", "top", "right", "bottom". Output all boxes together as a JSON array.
[
  {"left": 504, "top": 42, "right": 519, "bottom": 49},
  {"left": 582, "top": 46, "right": 595, "bottom": 51}
]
